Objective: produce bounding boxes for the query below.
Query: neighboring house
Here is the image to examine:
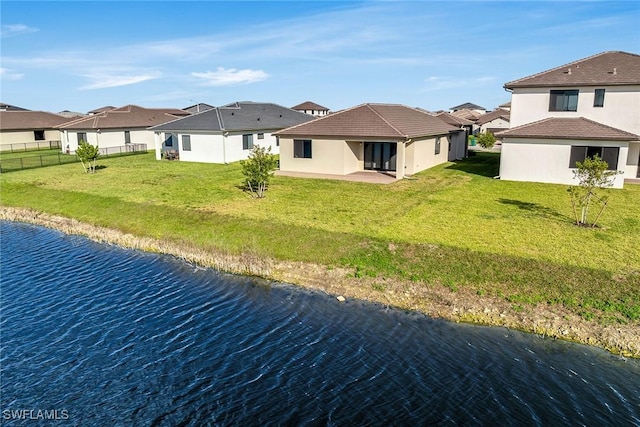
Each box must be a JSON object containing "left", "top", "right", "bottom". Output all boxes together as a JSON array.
[
  {"left": 58, "top": 110, "right": 87, "bottom": 119},
  {"left": 450, "top": 102, "right": 487, "bottom": 115},
  {"left": 58, "top": 105, "right": 191, "bottom": 152},
  {"left": 497, "top": 51, "right": 640, "bottom": 188},
  {"left": 183, "top": 103, "right": 215, "bottom": 114},
  {"left": 498, "top": 101, "right": 511, "bottom": 111},
  {"left": 0, "top": 111, "right": 71, "bottom": 150},
  {"left": 291, "top": 101, "right": 330, "bottom": 117},
  {"left": 475, "top": 108, "right": 511, "bottom": 135},
  {"left": 435, "top": 112, "right": 473, "bottom": 160},
  {"left": 0, "top": 103, "right": 29, "bottom": 111},
  {"left": 150, "top": 101, "right": 315, "bottom": 163},
  {"left": 274, "top": 103, "right": 463, "bottom": 180},
  {"left": 87, "top": 106, "right": 116, "bottom": 115}
]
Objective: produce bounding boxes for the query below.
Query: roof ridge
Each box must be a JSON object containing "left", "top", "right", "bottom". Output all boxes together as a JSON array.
[
  {"left": 504, "top": 51, "right": 619, "bottom": 87},
  {"left": 365, "top": 104, "right": 405, "bottom": 137}
]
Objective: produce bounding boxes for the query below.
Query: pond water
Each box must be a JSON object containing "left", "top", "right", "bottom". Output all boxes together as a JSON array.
[{"left": 1, "top": 221, "right": 639, "bottom": 426}]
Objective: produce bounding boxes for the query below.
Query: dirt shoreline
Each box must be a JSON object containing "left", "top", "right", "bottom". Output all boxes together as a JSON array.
[{"left": 2, "top": 206, "right": 638, "bottom": 358}]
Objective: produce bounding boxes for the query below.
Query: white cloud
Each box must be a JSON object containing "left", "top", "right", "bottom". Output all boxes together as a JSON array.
[
  {"left": 1, "top": 24, "right": 38, "bottom": 37},
  {"left": 79, "top": 72, "right": 161, "bottom": 90},
  {"left": 0, "top": 67, "right": 23, "bottom": 80},
  {"left": 191, "top": 67, "right": 268, "bottom": 86}
]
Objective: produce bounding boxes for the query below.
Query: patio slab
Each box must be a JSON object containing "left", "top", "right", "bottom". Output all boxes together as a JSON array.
[{"left": 275, "top": 170, "right": 397, "bottom": 184}]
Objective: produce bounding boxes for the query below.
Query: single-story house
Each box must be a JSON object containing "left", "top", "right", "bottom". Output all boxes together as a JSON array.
[
  {"left": 58, "top": 105, "right": 191, "bottom": 152},
  {"left": 475, "top": 108, "right": 511, "bottom": 135},
  {"left": 435, "top": 112, "right": 474, "bottom": 160},
  {"left": 0, "top": 111, "right": 72, "bottom": 150},
  {"left": 274, "top": 103, "right": 464, "bottom": 180},
  {"left": 150, "top": 101, "right": 315, "bottom": 163},
  {"left": 498, "top": 51, "right": 640, "bottom": 188}
]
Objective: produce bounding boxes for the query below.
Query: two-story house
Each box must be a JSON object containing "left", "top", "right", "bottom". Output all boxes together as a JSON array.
[{"left": 497, "top": 51, "right": 640, "bottom": 188}]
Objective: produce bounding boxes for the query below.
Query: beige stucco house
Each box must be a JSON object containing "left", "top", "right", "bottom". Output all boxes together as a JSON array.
[
  {"left": 0, "top": 111, "right": 71, "bottom": 151},
  {"left": 497, "top": 51, "right": 640, "bottom": 188},
  {"left": 58, "top": 105, "right": 190, "bottom": 153},
  {"left": 274, "top": 103, "right": 463, "bottom": 180}
]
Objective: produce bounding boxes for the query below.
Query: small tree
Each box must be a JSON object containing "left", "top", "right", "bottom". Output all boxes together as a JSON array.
[
  {"left": 76, "top": 140, "right": 100, "bottom": 173},
  {"left": 240, "top": 145, "right": 278, "bottom": 198},
  {"left": 567, "top": 154, "right": 621, "bottom": 227},
  {"left": 477, "top": 132, "right": 496, "bottom": 149}
]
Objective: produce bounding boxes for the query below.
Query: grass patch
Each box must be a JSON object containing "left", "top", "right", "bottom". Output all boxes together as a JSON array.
[{"left": 1, "top": 151, "right": 639, "bottom": 323}]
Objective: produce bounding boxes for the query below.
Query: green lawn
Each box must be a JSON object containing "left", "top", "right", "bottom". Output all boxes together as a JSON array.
[{"left": 2, "top": 151, "right": 639, "bottom": 323}]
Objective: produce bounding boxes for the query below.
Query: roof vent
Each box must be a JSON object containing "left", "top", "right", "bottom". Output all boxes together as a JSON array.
[
  {"left": 608, "top": 67, "right": 617, "bottom": 75},
  {"left": 564, "top": 68, "right": 572, "bottom": 75},
  {"left": 257, "top": 117, "right": 260, "bottom": 121}
]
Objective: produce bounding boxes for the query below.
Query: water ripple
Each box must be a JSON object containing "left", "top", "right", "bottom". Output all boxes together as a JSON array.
[{"left": 1, "top": 221, "right": 639, "bottom": 426}]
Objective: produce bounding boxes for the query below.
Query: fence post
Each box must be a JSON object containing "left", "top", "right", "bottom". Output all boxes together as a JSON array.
[{"left": 20, "top": 158, "right": 24, "bottom": 170}]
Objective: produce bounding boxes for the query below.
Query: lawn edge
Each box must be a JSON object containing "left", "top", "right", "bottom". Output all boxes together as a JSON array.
[{"left": 2, "top": 205, "right": 638, "bottom": 359}]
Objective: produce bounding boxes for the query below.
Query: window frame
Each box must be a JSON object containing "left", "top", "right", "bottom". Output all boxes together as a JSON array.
[
  {"left": 549, "top": 90, "right": 579, "bottom": 112},
  {"left": 34, "top": 130, "right": 45, "bottom": 141},
  {"left": 242, "top": 134, "right": 254, "bottom": 150},
  {"left": 594, "top": 89, "right": 605, "bottom": 108},
  {"left": 293, "top": 139, "right": 312, "bottom": 159},
  {"left": 182, "top": 134, "right": 191, "bottom": 151},
  {"left": 77, "top": 132, "right": 88, "bottom": 144},
  {"left": 124, "top": 130, "right": 131, "bottom": 144},
  {"left": 435, "top": 137, "right": 441, "bottom": 155},
  {"left": 257, "top": 133, "right": 264, "bottom": 140},
  {"left": 569, "top": 145, "right": 619, "bottom": 170}
]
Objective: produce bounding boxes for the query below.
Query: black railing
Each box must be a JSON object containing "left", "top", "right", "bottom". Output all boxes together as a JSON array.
[
  {"left": 0, "top": 144, "right": 148, "bottom": 173},
  {"left": 0, "top": 140, "right": 62, "bottom": 153}
]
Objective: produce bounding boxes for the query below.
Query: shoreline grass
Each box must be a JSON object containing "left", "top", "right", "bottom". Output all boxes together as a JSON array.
[{"left": 1, "top": 151, "right": 639, "bottom": 356}]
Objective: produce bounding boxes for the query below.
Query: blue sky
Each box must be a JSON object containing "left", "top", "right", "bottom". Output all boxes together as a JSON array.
[{"left": 1, "top": 1, "right": 639, "bottom": 114}]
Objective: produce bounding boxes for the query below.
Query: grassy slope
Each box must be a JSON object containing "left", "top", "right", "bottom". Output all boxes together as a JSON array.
[{"left": 1, "top": 151, "right": 639, "bottom": 323}]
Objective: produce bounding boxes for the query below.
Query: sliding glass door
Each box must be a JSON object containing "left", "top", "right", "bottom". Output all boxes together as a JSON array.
[{"left": 364, "top": 142, "right": 397, "bottom": 171}]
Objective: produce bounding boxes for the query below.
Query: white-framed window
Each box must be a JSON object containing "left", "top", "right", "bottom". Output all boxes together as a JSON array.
[
  {"left": 124, "top": 130, "right": 131, "bottom": 144},
  {"left": 77, "top": 132, "right": 87, "bottom": 144},
  {"left": 243, "top": 134, "right": 254, "bottom": 150},
  {"left": 257, "top": 133, "right": 264, "bottom": 140},
  {"left": 435, "top": 137, "right": 441, "bottom": 155},
  {"left": 182, "top": 134, "right": 191, "bottom": 151}
]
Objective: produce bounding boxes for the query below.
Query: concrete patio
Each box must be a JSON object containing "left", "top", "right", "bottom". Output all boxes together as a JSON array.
[{"left": 275, "top": 170, "right": 398, "bottom": 184}]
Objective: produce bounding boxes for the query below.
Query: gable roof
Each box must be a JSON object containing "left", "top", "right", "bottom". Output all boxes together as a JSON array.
[
  {"left": 88, "top": 106, "right": 116, "bottom": 114},
  {"left": 451, "top": 108, "right": 481, "bottom": 121},
  {"left": 275, "top": 103, "right": 460, "bottom": 140},
  {"left": 59, "top": 105, "right": 191, "bottom": 130},
  {"left": 0, "top": 111, "right": 72, "bottom": 131},
  {"left": 292, "top": 101, "right": 329, "bottom": 111},
  {"left": 475, "top": 108, "right": 510, "bottom": 126},
  {"left": 150, "top": 102, "right": 315, "bottom": 132},
  {"left": 183, "top": 103, "right": 215, "bottom": 114},
  {"left": 504, "top": 51, "right": 640, "bottom": 89},
  {"left": 450, "top": 102, "right": 486, "bottom": 111},
  {"left": 436, "top": 111, "right": 474, "bottom": 126},
  {"left": 495, "top": 117, "right": 640, "bottom": 141}
]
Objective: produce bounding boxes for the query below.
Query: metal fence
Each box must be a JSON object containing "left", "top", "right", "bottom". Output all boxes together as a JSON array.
[
  {"left": 0, "top": 140, "right": 62, "bottom": 153},
  {"left": 0, "top": 144, "right": 148, "bottom": 173}
]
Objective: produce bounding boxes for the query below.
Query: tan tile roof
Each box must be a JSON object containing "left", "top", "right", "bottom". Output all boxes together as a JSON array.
[
  {"left": 451, "top": 108, "right": 481, "bottom": 121},
  {"left": 505, "top": 51, "right": 640, "bottom": 89},
  {"left": 88, "top": 106, "right": 116, "bottom": 114},
  {"left": 291, "top": 101, "right": 329, "bottom": 111},
  {"left": 495, "top": 117, "right": 640, "bottom": 141},
  {"left": 59, "top": 105, "right": 190, "bottom": 130},
  {"left": 436, "top": 111, "right": 474, "bottom": 126},
  {"left": 475, "top": 108, "right": 510, "bottom": 126},
  {"left": 275, "top": 103, "right": 459, "bottom": 139},
  {"left": 0, "top": 111, "right": 72, "bottom": 130}
]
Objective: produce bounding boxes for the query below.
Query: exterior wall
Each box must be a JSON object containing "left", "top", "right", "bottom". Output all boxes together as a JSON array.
[
  {"left": 405, "top": 135, "right": 449, "bottom": 175},
  {"left": 480, "top": 118, "right": 510, "bottom": 133},
  {"left": 510, "top": 85, "right": 640, "bottom": 134},
  {"left": 158, "top": 131, "right": 280, "bottom": 164},
  {"left": 499, "top": 138, "right": 628, "bottom": 188},
  {"left": 0, "top": 129, "right": 62, "bottom": 146},
  {"left": 627, "top": 142, "right": 640, "bottom": 178},
  {"left": 279, "top": 138, "right": 362, "bottom": 175},
  {"left": 63, "top": 129, "right": 156, "bottom": 152}
]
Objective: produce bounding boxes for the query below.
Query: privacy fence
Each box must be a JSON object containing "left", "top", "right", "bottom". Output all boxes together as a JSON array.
[{"left": 0, "top": 144, "right": 147, "bottom": 173}]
